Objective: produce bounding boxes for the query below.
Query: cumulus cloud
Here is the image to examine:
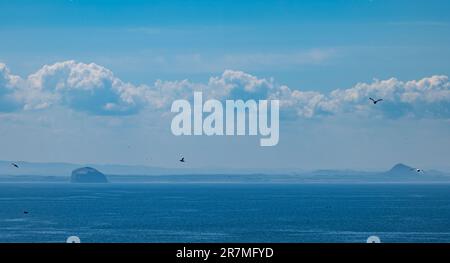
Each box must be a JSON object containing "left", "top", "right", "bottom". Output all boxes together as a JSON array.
[
  {"left": 207, "top": 70, "right": 274, "bottom": 101},
  {"left": 0, "top": 63, "right": 22, "bottom": 112},
  {"left": 0, "top": 60, "right": 449, "bottom": 119},
  {"left": 21, "top": 60, "right": 149, "bottom": 115},
  {"left": 290, "top": 75, "right": 450, "bottom": 118}
]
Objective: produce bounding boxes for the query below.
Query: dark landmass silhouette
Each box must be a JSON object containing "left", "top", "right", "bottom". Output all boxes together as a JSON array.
[
  {"left": 71, "top": 167, "right": 108, "bottom": 183},
  {"left": 386, "top": 163, "right": 415, "bottom": 176}
]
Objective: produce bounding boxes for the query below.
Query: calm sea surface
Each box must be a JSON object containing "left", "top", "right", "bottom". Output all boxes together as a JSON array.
[{"left": 0, "top": 183, "right": 449, "bottom": 243}]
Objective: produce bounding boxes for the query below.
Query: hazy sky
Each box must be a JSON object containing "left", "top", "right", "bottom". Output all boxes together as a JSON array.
[{"left": 0, "top": 0, "right": 449, "bottom": 170}]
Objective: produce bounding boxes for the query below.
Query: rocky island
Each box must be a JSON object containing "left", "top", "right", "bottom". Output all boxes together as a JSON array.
[{"left": 71, "top": 167, "right": 108, "bottom": 183}]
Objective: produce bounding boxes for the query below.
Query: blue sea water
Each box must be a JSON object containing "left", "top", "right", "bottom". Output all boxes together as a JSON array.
[{"left": 0, "top": 183, "right": 450, "bottom": 243}]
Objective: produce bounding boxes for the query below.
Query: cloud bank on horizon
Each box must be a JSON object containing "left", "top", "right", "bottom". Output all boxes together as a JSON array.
[{"left": 1, "top": 60, "right": 449, "bottom": 119}]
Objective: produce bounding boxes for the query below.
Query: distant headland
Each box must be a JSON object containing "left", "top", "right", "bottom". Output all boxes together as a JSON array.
[{"left": 71, "top": 167, "right": 108, "bottom": 183}]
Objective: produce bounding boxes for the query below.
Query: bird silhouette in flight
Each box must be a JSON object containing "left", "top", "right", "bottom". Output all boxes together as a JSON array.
[
  {"left": 369, "top": 98, "right": 383, "bottom": 104},
  {"left": 411, "top": 168, "right": 424, "bottom": 173},
  {"left": 179, "top": 157, "right": 185, "bottom": 163},
  {"left": 11, "top": 163, "right": 19, "bottom": 168}
]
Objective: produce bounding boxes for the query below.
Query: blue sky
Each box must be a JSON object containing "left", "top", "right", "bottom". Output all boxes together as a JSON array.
[{"left": 0, "top": 0, "right": 449, "bottom": 170}]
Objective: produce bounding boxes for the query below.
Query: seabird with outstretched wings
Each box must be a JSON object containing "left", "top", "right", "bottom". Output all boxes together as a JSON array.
[{"left": 369, "top": 98, "right": 383, "bottom": 104}]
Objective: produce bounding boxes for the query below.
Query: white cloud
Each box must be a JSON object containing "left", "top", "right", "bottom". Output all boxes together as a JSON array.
[
  {"left": 1, "top": 60, "right": 449, "bottom": 119},
  {"left": 267, "top": 75, "right": 450, "bottom": 118},
  {"left": 10, "top": 61, "right": 149, "bottom": 115},
  {"left": 207, "top": 70, "right": 273, "bottom": 100},
  {"left": 0, "top": 63, "right": 22, "bottom": 112}
]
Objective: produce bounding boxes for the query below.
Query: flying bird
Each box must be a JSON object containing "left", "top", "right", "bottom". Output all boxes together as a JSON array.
[
  {"left": 369, "top": 98, "right": 383, "bottom": 104},
  {"left": 179, "top": 157, "right": 185, "bottom": 163},
  {"left": 11, "top": 163, "right": 19, "bottom": 168}
]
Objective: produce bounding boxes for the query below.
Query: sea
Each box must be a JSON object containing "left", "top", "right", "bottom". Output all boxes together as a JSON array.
[{"left": 0, "top": 183, "right": 449, "bottom": 243}]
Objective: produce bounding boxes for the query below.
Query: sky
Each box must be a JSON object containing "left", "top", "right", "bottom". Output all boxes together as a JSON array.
[{"left": 0, "top": 0, "right": 449, "bottom": 171}]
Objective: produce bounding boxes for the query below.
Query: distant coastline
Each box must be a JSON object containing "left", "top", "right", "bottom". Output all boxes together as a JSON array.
[{"left": 0, "top": 161, "right": 449, "bottom": 183}]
